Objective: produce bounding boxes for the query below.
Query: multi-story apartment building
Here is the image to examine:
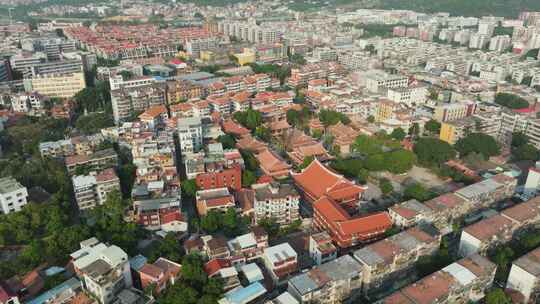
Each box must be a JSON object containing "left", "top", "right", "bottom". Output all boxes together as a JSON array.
[
  {"left": 252, "top": 182, "right": 300, "bottom": 226},
  {"left": 439, "top": 110, "right": 501, "bottom": 145},
  {"left": 365, "top": 70, "right": 408, "bottom": 93},
  {"left": 498, "top": 110, "right": 540, "bottom": 149},
  {"left": 263, "top": 243, "right": 298, "bottom": 284},
  {"left": 489, "top": 35, "right": 512, "bottom": 52},
  {"left": 312, "top": 47, "right": 338, "bottom": 62},
  {"left": 433, "top": 102, "right": 477, "bottom": 123},
  {"left": 218, "top": 19, "right": 278, "bottom": 45},
  {"left": 207, "top": 95, "right": 232, "bottom": 116},
  {"left": 439, "top": 116, "right": 478, "bottom": 144},
  {"left": 70, "top": 238, "right": 136, "bottom": 304},
  {"left": 458, "top": 197, "right": 540, "bottom": 256},
  {"left": 72, "top": 169, "right": 121, "bottom": 211},
  {"left": 65, "top": 148, "right": 118, "bottom": 175},
  {"left": 380, "top": 254, "right": 496, "bottom": 304},
  {"left": 10, "top": 52, "right": 47, "bottom": 72},
  {"left": 23, "top": 72, "right": 86, "bottom": 98},
  {"left": 25, "top": 59, "right": 83, "bottom": 78},
  {"left": 166, "top": 80, "right": 204, "bottom": 103},
  {"left": 506, "top": 247, "right": 540, "bottom": 303},
  {"left": 0, "top": 177, "right": 29, "bottom": 215},
  {"left": 386, "top": 85, "right": 427, "bottom": 107},
  {"left": 111, "top": 84, "right": 166, "bottom": 124},
  {"left": 109, "top": 75, "right": 155, "bottom": 91},
  {"left": 185, "top": 37, "right": 220, "bottom": 58},
  {"left": 288, "top": 62, "right": 343, "bottom": 88},
  {"left": 288, "top": 255, "right": 363, "bottom": 304},
  {"left": 353, "top": 225, "right": 441, "bottom": 295},
  {"left": 177, "top": 116, "right": 203, "bottom": 154},
  {"left": 0, "top": 59, "right": 11, "bottom": 82},
  {"left": 22, "top": 37, "right": 77, "bottom": 61},
  {"left": 9, "top": 92, "right": 48, "bottom": 114},
  {"left": 40, "top": 134, "right": 105, "bottom": 158}
]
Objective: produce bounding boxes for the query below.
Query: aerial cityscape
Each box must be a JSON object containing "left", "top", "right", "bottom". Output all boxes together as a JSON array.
[{"left": 2, "top": 0, "right": 540, "bottom": 303}]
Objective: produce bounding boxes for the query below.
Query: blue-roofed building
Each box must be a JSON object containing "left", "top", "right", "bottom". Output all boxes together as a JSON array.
[
  {"left": 218, "top": 282, "right": 267, "bottom": 304},
  {"left": 129, "top": 254, "right": 148, "bottom": 272},
  {"left": 27, "top": 278, "right": 81, "bottom": 304},
  {"left": 44, "top": 266, "right": 65, "bottom": 277}
]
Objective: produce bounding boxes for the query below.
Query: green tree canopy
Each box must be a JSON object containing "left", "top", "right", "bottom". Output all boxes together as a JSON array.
[
  {"left": 353, "top": 135, "right": 384, "bottom": 156},
  {"left": 75, "top": 112, "right": 114, "bottom": 135},
  {"left": 455, "top": 133, "right": 500, "bottom": 159},
  {"left": 403, "top": 183, "right": 435, "bottom": 202},
  {"left": 379, "top": 178, "right": 394, "bottom": 195},
  {"left": 357, "top": 168, "right": 369, "bottom": 185},
  {"left": 413, "top": 138, "right": 456, "bottom": 166},
  {"left": 512, "top": 143, "right": 539, "bottom": 161},
  {"left": 181, "top": 179, "right": 198, "bottom": 198},
  {"left": 390, "top": 127, "right": 406, "bottom": 141},
  {"left": 242, "top": 170, "right": 257, "bottom": 188},
  {"left": 318, "top": 109, "right": 350, "bottom": 127},
  {"left": 424, "top": 119, "right": 441, "bottom": 134},
  {"left": 385, "top": 149, "right": 416, "bottom": 174},
  {"left": 217, "top": 134, "right": 236, "bottom": 149},
  {"left": 511, "top": 132, "right": 529, "bottom": 147},
  {"left": 485, "top": 288, "right": 512, "bottom": 304},
  {"left": 494, "top": 93, "right": 529, "bottom": 109},
  {"left": 233, "top": 109, "right": 263, "bottom": 131}
]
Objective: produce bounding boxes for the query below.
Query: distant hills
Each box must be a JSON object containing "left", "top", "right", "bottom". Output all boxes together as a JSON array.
[{"left": 339, "top": 0, "right": 540, "bottom": 18}]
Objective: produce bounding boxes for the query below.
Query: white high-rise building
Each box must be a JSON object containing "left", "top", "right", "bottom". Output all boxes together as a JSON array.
[
  {"left": 469, "top": 33, "right": 490, "bottom": 49},
  {"left": 177, "top": 117, "right": 203, "bottom": 155},
  {"left": 478, "top": 21, "right": 496, "bottom": 36},
  {"left": 489, "top": 35, "right": 512, "bottom": 52}
]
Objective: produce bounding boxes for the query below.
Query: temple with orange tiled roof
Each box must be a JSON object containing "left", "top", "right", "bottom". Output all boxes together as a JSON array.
[
  {"left": 291, "top": 158, "right": 365, "bottom": 206},
  {"left": 312, "top": 196, "right": 392, "bottom": 248},
  {"left": 327, "top": 122, "right": 359, "bottom": 156},
  {"left": 255, "top": 149, "right": 291, "bottom": 179},
  {"left": 287, "top": 142, "right": 333, "bottom": 166}
]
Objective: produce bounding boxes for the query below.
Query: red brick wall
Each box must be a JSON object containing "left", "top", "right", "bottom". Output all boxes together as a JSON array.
[{"left": 196, "top": 166, "right": 241, "bottom": 191}]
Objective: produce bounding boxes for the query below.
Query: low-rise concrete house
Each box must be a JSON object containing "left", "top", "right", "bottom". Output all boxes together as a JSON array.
[
  {"left": 506, "top": 247, "right": 540, "bottom": 303},
  {"left": 288, "top": 255, "right": 363, "bottom": 304},
  {"left": 353, "top": 225, "right": 441, "bottom": 295},
  {"left": 380, "top": 254, "right": 496, "bottom": 304},
  {"left": 388, "top": 199, "right": 434, "bottom": 228},
  {"left": 308, "top": 232, "right": 338, "bottom": 266},
  {"left": 263, "top": 243, "right": 298, "bottom": 284},
  {"left": 459, "top": 197, "right": 540, "bottom": 256}
]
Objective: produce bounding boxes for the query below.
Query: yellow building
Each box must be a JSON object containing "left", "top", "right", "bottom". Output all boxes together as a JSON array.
[
  {"left": 24, "top": 72, "right": 86, "bottom": 98},
  {"left": 199, "top": 50, "right": 214, "bottom": 63},
  {"left": 234, "top": 49, "right": 256, "bottom": 66},
  {"left": 376, "top": 99, "right": 398, "bottom": 122},
  {"left": 439, "top": 117, "right": 476, "bottom": 144}
]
